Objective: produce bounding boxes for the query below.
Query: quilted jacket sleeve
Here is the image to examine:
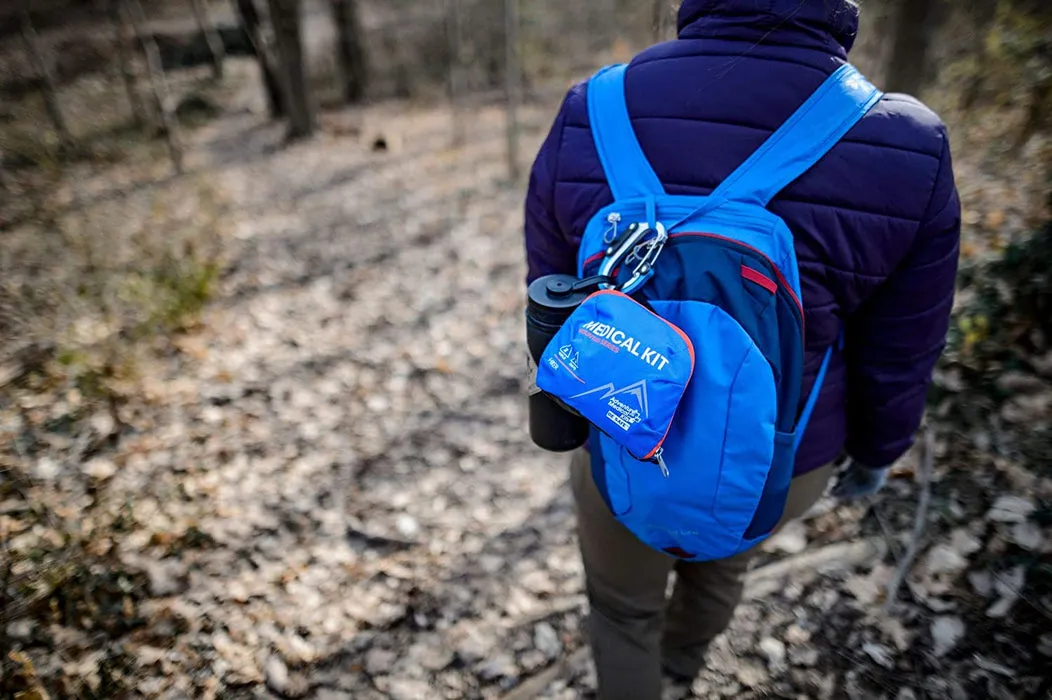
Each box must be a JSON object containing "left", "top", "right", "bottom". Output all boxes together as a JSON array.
[
  {"left": 524, "top": 92, "right": 575, "bottom": 285},
  {"left": 845, "top": 130, "right": 961, "bottom": 468}
]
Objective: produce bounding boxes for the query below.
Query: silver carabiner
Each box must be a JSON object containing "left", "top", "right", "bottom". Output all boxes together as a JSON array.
[
  {"left": 620, "top": 223, "right": 668, "bottom": 295},
  {"left": 623, "top": 243, "right": 645, "bottom": 268},
  {"left": 598, "top": 222, "right": 652, "bottom": 289}
]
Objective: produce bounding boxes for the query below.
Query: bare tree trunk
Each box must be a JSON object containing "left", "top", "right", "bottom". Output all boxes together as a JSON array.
[
  {"left": 504, "top": 0, "right": 521, "bottom": 181},
  {"left": 446, "top": 0, "right": 465, "bottom": 147},
  {"left": 381, "top": 29, "right": 412, "bottom": 99},
  {"left": 266, "top": 0, "right": 315, "bottom": 140},
  {"left": 124, "top": 0, "right": 184, "bottom": 173},
  {"left": 189, "top": 0, "right": 226, "bottom": 80},
  {"left": 0, "top": 148, "right": 9, "bottom": 193},
  {"left": 653, "top": 0, "right": 674, "bottom": 43},
  {"left": 584, "top": 0, "right": 611, "bottom": 54},
  {"left": 1016, "top": 72, "right": 1052, "bottom": 152},
  {"left": 233, "top": 0, "right": 285, "bottom": 118},
  {"left": 20, "top": 8, "right": 73, "bottom": 148},
  {"left": 959, "top": 0, "right": 999, "bottom": 110},
  {"left": 885, "top": 0, "right": 938, "bottom": 96},
  {"left": 109, "top": 0, "right": 148, "bottom": 129},
  {"left": 330, "top": 0, "right": 367, "bottom": 104}
]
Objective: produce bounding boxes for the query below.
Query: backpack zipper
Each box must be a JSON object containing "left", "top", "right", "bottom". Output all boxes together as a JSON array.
[
  {"left": 667, "top": 232, "right": 805, "bottom": 329},
  {"left": 602, "top": 212, "right": 622, "bottom": 244},
  {"left": 654, "top": 448, "right": 669, "bottom": 478},
  {"left": 584, "top": 231, "right": 802, "bottom": 325}
]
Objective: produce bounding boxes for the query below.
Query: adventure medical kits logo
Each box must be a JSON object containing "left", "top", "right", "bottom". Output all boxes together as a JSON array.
[{"left": 571, "top": 380, "right": 649, "bottom": 431}]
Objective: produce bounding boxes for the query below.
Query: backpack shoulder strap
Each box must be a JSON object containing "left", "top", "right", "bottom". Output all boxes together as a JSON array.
[
  {"left": 708, "top": 64, "right": 883, "bottom": 209},
  {"left": 586, "top": 64, "right": 665, "bottom": 201}
]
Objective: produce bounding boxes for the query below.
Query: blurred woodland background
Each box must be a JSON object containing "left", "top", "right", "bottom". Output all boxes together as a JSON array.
[{"left": 1, "top": 1, "right": 1051, "bottom": 699}]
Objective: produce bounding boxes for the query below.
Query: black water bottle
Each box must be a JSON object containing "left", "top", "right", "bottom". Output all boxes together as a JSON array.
[{"left": 526, "top": 274, "right": 592, "bottom": 452}]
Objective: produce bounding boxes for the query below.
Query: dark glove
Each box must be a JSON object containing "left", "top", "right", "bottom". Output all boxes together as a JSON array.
[{"left": 830, "top": 458, "right": 891, "bottom": 500}]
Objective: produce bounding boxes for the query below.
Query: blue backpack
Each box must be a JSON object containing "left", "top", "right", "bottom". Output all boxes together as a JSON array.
[{"left": 536, "top": 62, "right": 882, "bottom": 561}]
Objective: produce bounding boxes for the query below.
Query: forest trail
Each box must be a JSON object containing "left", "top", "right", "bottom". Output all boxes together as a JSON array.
[
  {"left": 5, "top": 49, "right": 1050, "bottom": 699},
  {"left": 87, "top": 90, "right": 604, "bottom": 699}
]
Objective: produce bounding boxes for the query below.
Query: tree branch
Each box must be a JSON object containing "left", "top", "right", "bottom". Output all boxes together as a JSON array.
[{"left": 884, "top": 427, "right": 935, "bottom": 613}]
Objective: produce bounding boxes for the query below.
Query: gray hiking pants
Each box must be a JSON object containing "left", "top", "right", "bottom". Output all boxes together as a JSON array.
[{"left": 570, "top": 449, "right": 833, "bottom": 700}]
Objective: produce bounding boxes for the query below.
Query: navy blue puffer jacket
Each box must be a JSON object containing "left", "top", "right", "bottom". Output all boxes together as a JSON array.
[{"left": 523, "top": 0, "right": 961, "bottom": 474}]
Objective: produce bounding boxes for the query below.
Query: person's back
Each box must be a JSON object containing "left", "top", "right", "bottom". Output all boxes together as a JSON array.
[{"left": 523, "top": 1, "right": 960, "bottom": 698}]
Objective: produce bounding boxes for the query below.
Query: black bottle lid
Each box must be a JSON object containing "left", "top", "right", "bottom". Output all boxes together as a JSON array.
[{"left": 529, "top": 274, "right": 600, "bottom": 317}]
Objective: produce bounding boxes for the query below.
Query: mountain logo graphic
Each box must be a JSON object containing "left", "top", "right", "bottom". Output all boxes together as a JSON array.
[{"left": 570, "top": 380, "right": 650, "bottom": 419}]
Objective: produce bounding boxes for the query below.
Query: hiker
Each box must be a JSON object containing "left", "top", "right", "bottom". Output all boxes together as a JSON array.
[{"left": 522, "top": 1, "right": 961, "bottom": 698}]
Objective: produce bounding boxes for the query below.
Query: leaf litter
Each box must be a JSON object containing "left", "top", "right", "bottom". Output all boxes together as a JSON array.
[{"left": 2, "top": 46, "right": 1052, "bottom": 700}]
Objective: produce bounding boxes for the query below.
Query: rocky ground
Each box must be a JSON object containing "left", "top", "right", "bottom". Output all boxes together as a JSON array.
[{"left": 2, "top": 56, "right": 1052, "bottom": 700}]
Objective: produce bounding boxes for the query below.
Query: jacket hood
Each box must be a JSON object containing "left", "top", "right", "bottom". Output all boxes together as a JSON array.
[{"left": 677, "top": 0, "right": 860, "bottom": 57}]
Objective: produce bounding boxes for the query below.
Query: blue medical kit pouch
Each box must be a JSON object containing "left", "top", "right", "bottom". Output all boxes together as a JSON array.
[{"left": 535, "top": 289, "right": 694, "bottom": 468}]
